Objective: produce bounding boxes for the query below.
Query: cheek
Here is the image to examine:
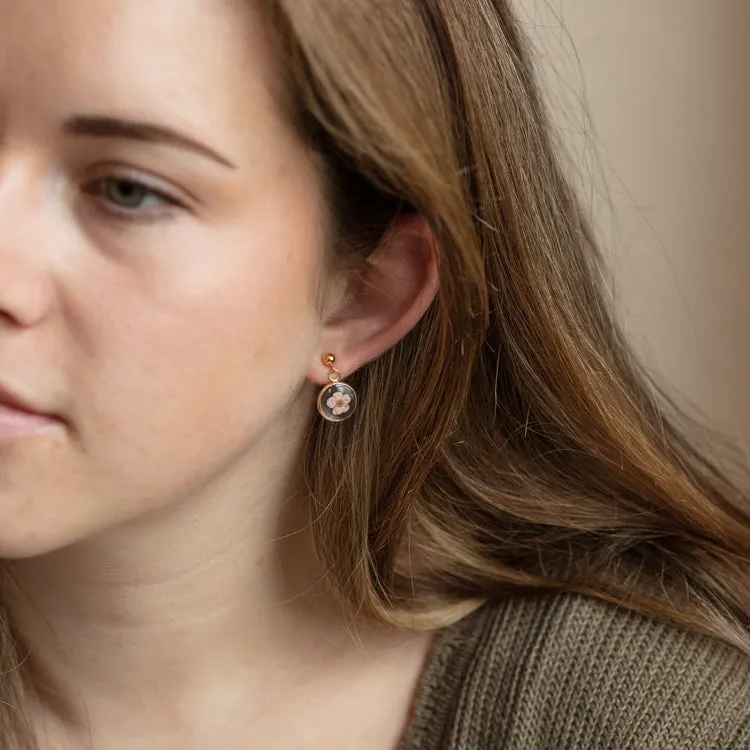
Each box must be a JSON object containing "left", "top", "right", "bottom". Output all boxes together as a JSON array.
[
  {"left": 76, "top": 228, "right": 323, "bottom": 502},
  {"left": 0, "top": 236, "right": 323, "bottom": 560}
]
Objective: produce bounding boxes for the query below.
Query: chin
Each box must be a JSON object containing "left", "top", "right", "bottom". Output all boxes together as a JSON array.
[
  {"left": 0, "top": 448, "right": 120, "bottom": 561},
  {"left": 0, "top": 525, "right": 81, "bottom": 562},
  {"left": 0, "top": 490, "right": 100, "bottom": 562}
]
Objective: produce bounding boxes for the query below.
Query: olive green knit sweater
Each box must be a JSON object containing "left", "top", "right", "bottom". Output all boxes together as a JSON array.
[{"left": 402, "top": 593, "right": 750, "bottom": 749}]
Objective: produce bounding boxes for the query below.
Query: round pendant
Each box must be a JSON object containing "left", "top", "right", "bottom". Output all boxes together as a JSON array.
[{"left": 317, "top": 381, "right": 358, "bottom": 422}]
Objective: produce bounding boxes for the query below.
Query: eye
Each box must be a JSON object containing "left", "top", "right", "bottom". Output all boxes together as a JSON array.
[
  {"left": 103, "top": 178, "right": 165, "bottom": 210},
  {"left": 98, "top": 177, "right": 178, "bottom": 211},
  {"left": 83, "top": 173, "right": 187, "bottom": 222}
]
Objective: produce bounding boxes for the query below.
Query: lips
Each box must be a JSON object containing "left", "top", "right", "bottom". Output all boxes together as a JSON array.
[
  {"left": 0, "top": 382, "right": 62, "bottom": 440},
  {"left": 0, "top": 382, "right": 51, "bottom": 418}
]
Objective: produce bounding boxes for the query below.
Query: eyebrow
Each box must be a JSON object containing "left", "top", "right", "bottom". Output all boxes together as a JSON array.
[{"left": 63, "top": 115, "right": 238, "bottom": 169}]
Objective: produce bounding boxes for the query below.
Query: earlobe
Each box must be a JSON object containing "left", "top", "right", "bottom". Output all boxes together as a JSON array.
[{"left": 309, "top": 214, "right": 439, "bottom": 385}]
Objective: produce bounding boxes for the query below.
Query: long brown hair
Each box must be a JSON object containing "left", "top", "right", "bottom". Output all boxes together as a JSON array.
[
  {"left": 1, "top": 0, "right": 749, "bottom": 746},
  {"left": 272, "top": 0, "right": 750, "bottom": 644}
]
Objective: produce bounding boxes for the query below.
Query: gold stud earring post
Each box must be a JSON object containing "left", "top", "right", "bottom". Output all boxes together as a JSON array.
[{"left": 323, "top": 353, "right": 342, "bottom": 383}]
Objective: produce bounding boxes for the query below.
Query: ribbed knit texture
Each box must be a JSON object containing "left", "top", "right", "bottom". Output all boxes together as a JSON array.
[{"left": 402, "top": 593, "right": 750, "bottom": 749}]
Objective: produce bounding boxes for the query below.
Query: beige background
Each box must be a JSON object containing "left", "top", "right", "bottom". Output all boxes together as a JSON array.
[{"left": 517, "top": 1, "right": 750, "bottom": 445}]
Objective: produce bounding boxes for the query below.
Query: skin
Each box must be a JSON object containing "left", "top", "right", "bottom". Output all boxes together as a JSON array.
[{"left": 0, "top": 1, "right": 439, "bottom": 747}]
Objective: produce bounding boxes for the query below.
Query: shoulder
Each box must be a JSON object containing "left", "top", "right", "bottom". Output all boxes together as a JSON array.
[{"left": 409, "top": 592, "right": 750, "bottom": 749}]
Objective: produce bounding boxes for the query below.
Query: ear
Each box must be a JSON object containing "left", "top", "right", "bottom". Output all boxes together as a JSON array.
[{"left": 307, "top": 214, "right": 439, "bottom": 384}]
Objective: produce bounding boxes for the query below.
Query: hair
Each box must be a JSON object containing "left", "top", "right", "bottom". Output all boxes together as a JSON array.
[
  {"left": 2, "top": 0, "right": 749, "bottom": 746},
  {"left": 271, "top": 0, "right": 750, "bottom": 642}
]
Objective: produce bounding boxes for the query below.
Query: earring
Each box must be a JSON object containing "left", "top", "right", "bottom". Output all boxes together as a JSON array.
[{"left": 317, "top": 353, "right": 358, "bottom": 422}]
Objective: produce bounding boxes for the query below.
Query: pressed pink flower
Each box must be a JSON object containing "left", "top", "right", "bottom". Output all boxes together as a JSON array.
[{"left": 326, "top": 391, "right": 352, "bottom": 416}]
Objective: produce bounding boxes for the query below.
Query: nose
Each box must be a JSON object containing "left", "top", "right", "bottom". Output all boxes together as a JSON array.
[{"left": 0, "top": 165, "right": 56, "bottom": 328}]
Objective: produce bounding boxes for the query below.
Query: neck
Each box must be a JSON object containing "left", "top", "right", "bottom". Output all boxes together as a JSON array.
[{"left": 2, "top": 420, "right": 364, "bottom": 742}]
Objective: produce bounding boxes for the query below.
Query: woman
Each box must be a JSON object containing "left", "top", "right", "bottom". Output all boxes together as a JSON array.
[{"left": 0, "top": 0, "right": 748, "bottom": 748}]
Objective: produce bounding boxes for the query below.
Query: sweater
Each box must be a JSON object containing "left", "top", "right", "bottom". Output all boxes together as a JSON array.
[{"left": 402, "top": 592, "right": 750, "bottom": 749}]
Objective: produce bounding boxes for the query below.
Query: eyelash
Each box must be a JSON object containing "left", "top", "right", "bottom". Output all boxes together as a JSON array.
[{"left": 84, "top": 172, "right": 187, "bottom": 223}]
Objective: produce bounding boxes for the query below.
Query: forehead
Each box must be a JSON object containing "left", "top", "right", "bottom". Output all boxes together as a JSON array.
[{"left": 0, "top": 0, "right": 277, "bottom": 139}]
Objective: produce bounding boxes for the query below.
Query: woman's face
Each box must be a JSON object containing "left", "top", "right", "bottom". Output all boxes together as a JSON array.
[{"left": 0, "top": 0, "right": 330, "bottom": 557}]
